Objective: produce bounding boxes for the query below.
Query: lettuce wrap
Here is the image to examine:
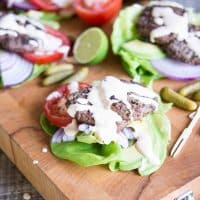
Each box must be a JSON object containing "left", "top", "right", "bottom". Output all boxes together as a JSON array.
[
  {"left": 0, "top": 11, "right": 67, "bottom": 88},
  {"left": 111, "top": 4, "right": 200, "bottom": 85},
  {"left": 40, "top": 100, "right": 171, "bottom": 176}
]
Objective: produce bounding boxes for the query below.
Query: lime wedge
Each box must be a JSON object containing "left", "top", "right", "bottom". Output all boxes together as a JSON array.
[{"left": 73, "top": 27, "right": 109, "bottom": 64}]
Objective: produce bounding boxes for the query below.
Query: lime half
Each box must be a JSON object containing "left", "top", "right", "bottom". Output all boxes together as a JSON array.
[{"left": 73, "top": 27, "right": 109, "bottom": 65}]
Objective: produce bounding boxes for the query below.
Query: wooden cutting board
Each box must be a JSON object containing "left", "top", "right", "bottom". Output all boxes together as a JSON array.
[{"left": 0, "top": 17, "right": 200, "bottom": 200}]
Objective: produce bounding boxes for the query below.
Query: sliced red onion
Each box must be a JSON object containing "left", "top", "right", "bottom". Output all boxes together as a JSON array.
[
  {"left": 51, "top": 128, "right": 75, "bottom": 144},
  {"left": 51, "top": 128, "right": 65, "bottom": 144},
  {"left": 2, "top": 0, "right": 37, "bottom": 10},
  {"left": 151, "top": 58, "right": 200, "bottom": 80},
  {"left": 0, "top": 51, "right": 33, "bottom": 87},
  {"left": 0, "top": 51, "right": 20, "bottom": 72}
]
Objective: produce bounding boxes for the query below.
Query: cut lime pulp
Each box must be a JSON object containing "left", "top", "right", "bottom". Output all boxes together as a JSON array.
[{"left": 73, "top": 27, "right": 109, "bottom": 65}]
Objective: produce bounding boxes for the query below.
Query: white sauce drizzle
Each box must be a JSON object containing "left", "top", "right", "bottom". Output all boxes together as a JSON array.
[
  {"left": 65, "top": 76, "right": 158, "bottom": 146},
  {"left": 63, "top": 119, "right": 78, "bottom": 141},
  {"left": 51, "top": 0, "right": 72, "bottom": 8},
  {"left": 0, "top": 13, "right": 69, "bottom": 55},
  {"left": 150, "top": 1, "right": 200, "bottom": 57},
  {"left": 151, "top": 7, "right": 188, "bottom": 42},
  {"left": 186, "top": 32, "right": 200, "bottom": 57},
  {"left": 68, "top": 81, "right": 79, "bottom": 94}
]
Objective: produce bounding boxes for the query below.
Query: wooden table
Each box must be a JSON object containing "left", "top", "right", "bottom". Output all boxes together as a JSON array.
[{"left": 0, "top": 14, "right": 200, "bottom": 200}]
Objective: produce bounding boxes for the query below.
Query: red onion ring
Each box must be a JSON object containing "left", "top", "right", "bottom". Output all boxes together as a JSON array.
[
  {"left": 0, "top": 51, "right": 33, "bottom": 87},
  {"left": 51, "top": 128, "right": 65, "bottom": 144},
  {"left": 151, "top": 58, "right": 200, "bottom": 80}
]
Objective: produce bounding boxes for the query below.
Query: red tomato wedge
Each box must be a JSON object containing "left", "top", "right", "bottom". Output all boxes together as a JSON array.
[
  {"left": 44, "top": 83, "right": 90, "bottom": 127},
  {"left": 22, "top": 26, "right": 70, "bottom": 64},
  {"left": 23, "top": 52, "right": 63, "bottom": 65},
  {"left": 74, "top": 0, "right": 122, "bottom": 25},
  {"left": 28, "top": 0, "right": 60, "bottom": 11}
]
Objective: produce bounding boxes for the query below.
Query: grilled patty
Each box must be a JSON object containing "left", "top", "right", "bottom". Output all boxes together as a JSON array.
[
  {"left": 0, "top": 13, "right": 40, "bottom": 53},
  {"left": 66, "top": 81, "right": 158, "bottom": 131},
  {"left": 0, "top": 30, "right": 38, "bottom": 53},
  {"left": 160, "top": 25, "right": 200, "bottom": 65},
  {"left": 137, "top": 4, "right": 200, "bottom": 65},
  {"left": 137, "top": 5, "right": 186, "bottom": 45}
]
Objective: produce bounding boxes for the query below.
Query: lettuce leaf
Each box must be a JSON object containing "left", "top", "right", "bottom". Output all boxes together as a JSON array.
[
  {"left": 51, "top": 142, "right": 121, "bottom": 166},
  {"left": 138, "top": 112, "right": 171, "bottom": 175},
  {"left": 29, "top": 64, "right": 49, "bottom": 81},
  {"left": 111, "top": 4, "right": 143, "bottom": 54},
  {"left": 40, "top": 113, "right": 57, "bottom": 136},
  {"left": 111, "top": 4, "right": 165, "bottom": 84},
  {"left": 119, "top": 50, "right": 162, "bottom": 85},
  {"left": 25, "top": 10, "right": 61, "bottom": 29},
  {"left": 42, "top": 101, "right": 171, "bottom": 176}
]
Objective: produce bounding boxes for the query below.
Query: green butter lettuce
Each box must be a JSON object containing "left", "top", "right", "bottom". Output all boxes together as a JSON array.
[
  {"left": 25, "top": 10, "right": 75, "bottom": 29},
  {"left": 119, "top": 49, "right": 162, "bottom": 85},
  {"left": 29, "top": 64, "right": 49, "bottom": 81},
  {"left": 25, "top": 11, "right": 61, "bottom": 29},
  {"left": 51, "top": 142, "right": 122, "bottom": 167},
  {"left": 41, "top": 101, "right": 171, "bottom": 176},
  {"left": 77, "top": 134, "right": 98, "bottom": 144},
  {"left": 40, "top": 113, "right": 58, "bottom": 136},
  {"left": 122, "top": 40, "right": 165, "bottom": 60},
  {"left": 111, "top": 4, "right": 143, "bottom": 54},
  {"left": 111, "top": 4, "right": 165, "bottom": 84}
]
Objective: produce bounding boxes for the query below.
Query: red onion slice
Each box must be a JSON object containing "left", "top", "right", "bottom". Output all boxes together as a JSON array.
[
  {"left": 0, "top": 51, "right": 20, "bottom": 72},
  {"left": 51, "top": 128, "right": 75, "bottom": 143},
  {"left": 151, "top": 58, "right": 200, "bottom": 80},
  {"left": 2, "top": 0, "right": 37, "bottom": 10},
  {"left": 51, "top": 128, "right": 65, "bottom": 144},
  {"left": 0, "top": 51, "right": 33, "bottom": 87}
]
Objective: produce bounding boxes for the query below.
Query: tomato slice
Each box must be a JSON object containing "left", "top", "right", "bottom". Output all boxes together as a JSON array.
[
  {"left": 23, "top": 52, "right": 63, "bottom": 64},
  {"left": 74, "top": 0, "right": 122, "bottom": 25},
  {"left": 44, "top": 83, "right": 90, "bottom": 127},
  {"left": 22, "top": 25, "right": 70, "bottom": 64},
  {"left": 28, "top": 0, "right": 60, "bottom": 11}
]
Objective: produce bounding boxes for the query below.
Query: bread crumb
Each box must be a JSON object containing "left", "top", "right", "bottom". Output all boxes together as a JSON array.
[
  {"left": 42, "top": 147, "right": 48, "bottom": 153},
  {"left": 33, "top": 160, "right": 39, "bottom": 165},
  {"left": 23, "top": 193, "right": 31, "bottom": 200}
]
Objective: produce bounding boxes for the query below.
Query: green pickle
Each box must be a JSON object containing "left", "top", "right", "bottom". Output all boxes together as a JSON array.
[
  {"left": 160, "top": 87, "right": 197, "bottom": 111},
  {"left": 179, "top": 80, "right": 200, "bottom": 96},
  {"left": 62, "top": 67, "right": 88, "bottom": 84},
  {"left": 42, "top": 70, "right": 74, "bottom": 86},
  {"left": 44, "top": 64, "right": 74, "bottom": 76},
  {"left": 193, "top": 91, "right": 200, "bottom": 101}
]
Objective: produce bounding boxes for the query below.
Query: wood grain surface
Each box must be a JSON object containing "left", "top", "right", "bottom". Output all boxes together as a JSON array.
[{"left": 0, "top": 16, "right": 200, "bottom": 200}]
